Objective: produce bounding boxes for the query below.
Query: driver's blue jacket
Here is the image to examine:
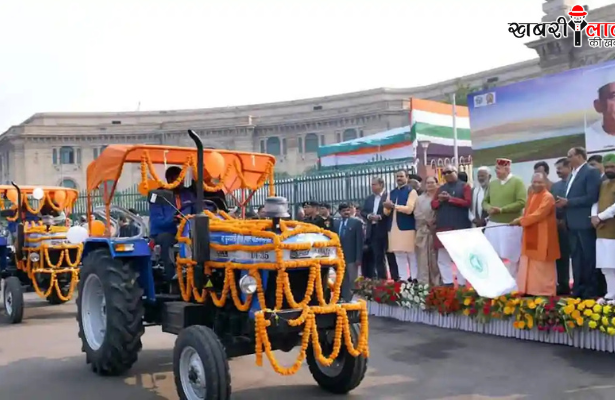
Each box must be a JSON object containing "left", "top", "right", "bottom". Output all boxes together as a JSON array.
[
  {"left": 149, "top": 189, "right": 196, "bottom": 237},
  {"left": 7, "top": 210, "right": 40, "bottom": 233}
]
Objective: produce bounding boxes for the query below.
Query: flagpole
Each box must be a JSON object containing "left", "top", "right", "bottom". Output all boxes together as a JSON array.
[{"left": 451, "top": 92, "right": 458, "bottom": 166}]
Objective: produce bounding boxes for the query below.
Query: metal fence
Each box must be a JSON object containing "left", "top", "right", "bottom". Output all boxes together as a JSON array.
[{"left": 70, "top": 160, "right": 416, "bottom": 217}]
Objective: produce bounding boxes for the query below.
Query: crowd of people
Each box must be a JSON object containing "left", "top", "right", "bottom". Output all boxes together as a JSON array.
[{"left": 299, "top": 146, "right": 615, "bottom": 305}]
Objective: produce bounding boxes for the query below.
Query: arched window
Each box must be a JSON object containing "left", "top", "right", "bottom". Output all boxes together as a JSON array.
[
  {"left": 342, "top": 129, "right": 357, "bottom": 142},
  {"left": 266, "top": 137, "right": 281, "bottom": 156},
  {"left": 60, "top": 178, "right": 78, "bottom": 189},
  {"left": 60, "top": 146, "right": 75, "bottom": 164},
  {"left": 304, "top": 133, "right": 319, "bottom": 153}
]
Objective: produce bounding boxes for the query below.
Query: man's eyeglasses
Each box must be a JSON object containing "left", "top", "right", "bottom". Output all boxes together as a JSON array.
[{"left": 442, "top": 170, "right": 454, "bottom": 175}]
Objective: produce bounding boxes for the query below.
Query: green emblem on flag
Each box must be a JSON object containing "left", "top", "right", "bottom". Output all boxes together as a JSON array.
[{"left": 468, "top": 252, "right": 488, "bottom": 278}]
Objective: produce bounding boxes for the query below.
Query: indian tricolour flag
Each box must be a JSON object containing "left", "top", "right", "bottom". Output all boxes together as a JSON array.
[
  {"left": 410, "top": 98, "right": 471, "bottom": 150},
  {"left": 318, "top": 98, "right": 471, "bottom": 168}
]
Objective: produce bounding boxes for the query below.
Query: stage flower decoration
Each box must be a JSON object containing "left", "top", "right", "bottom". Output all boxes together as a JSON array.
[
  {"left": 358, "top": 284, "right": 615, "bottom": 338},
  {"left": 403, "top": 281, "right": 429, "bottom": 309}
]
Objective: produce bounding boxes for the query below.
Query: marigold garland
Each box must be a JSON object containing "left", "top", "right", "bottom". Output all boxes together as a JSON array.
[
  {"left": 14, "top": 224, "right": 82, "bottom": 301},
  {"left": 3, "top": 191, "right": 76, "bottom": 223},
  {"left": 173, "top": 210, "right": 369, "bottom": 375},
  {"left": 139, "top": 151, "right": 275, "bottom": 197}
]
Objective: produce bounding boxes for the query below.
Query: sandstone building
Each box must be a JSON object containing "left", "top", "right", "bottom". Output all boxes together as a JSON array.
[{"left": 1, "top": 0, "right": 612, "bottom": 191}]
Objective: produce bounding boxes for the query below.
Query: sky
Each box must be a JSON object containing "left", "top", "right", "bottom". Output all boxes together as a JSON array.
[{"left": 0, "top": 0, "right": 613, "bottom": 133}]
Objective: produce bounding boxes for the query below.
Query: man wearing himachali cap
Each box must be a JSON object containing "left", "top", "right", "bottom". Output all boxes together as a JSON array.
[
  {"left": 591, "top": 153, "right": 615, "bottom": 303},
  {"left": 585, "top": 66, "right": 615, "bottom": 153},
  {"left": 482, "top": 158, "right": 527, "bottom": 278}
]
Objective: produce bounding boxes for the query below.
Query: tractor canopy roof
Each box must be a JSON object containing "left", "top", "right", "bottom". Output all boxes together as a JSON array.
[
  {"left": 86, "top": 144, "right": 276, "bottom": 195},
  {"left": 0, "top": 185, "right": 80, "bottom": 211}
]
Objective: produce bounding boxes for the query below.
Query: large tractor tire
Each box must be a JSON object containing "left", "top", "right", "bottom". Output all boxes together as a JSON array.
[
  {"left": 173, "top": 325, "right": 231, "bottom": 400},
  {"left": 2, "top": 277, "right": 24, "bottom": 324},
  {"left": 306, "top": 323, "right": 368, "bottom": 394},
  {"left": 77, "top": 248, "right": 144, "bottom": 376}
]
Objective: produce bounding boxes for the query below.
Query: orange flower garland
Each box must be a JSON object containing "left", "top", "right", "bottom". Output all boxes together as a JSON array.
[
  {"left": 15, "top": 224, "right": 82, "bottom": 301},
  {"left": 1, "top": 190, "right": 76, "bottom": 223},
  {"left": 139, "top": 151, "right": 275, "bottom": 196},
  {"left": 174, "top": 211, "right": 369, "bottom": 375}
]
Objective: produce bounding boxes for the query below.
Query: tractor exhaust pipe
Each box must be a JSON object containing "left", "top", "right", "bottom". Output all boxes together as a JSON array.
[
  {"left": 10, "top": 181, "right": 22, "bottom": 223},
  {"left": 187, "top": 129, "right": 204, "bottom": 215},
  {"left": 186, "top": 130, "right": 210, "bottom": 289}
]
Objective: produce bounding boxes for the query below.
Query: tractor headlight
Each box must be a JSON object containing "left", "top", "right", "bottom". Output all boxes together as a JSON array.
[
  {"left": 328, "top": 268, "right": 337, "bottom": 284},
  {"left": 239, "top": 275, "right": 257, "bottom": 295},
  {"left": 29, "top": 252, "right": 40, "bottom": 263}
]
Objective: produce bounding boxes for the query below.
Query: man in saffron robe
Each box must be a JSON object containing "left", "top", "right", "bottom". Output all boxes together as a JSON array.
[
  {"left": 591, "top": 153, "right": 615, "bottom": 304},
  {"left": 383, "top": 169, "right": 418, "bottom": 282},
  {"left": 510, "top": 172, "right": 560, "bottom": 296},
  {"left": 482, "top": 158, "right": 527, "bottom": 278}
]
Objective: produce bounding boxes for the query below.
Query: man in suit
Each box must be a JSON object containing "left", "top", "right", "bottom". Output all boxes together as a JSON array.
[
  {"left": 588, "top": 154, "right": 606, "bottom": 180},
  {"left": 301, "top": 201, "right": 326, "bottom": 228},
  {"left": 318, "top": 203, "right": 335, "bottom": 231},
  {"left": 334, "top": 203, "right": 364, "bottom": 302},
  {"left": 558, "top": 147, "right": 603, "bottom": 298},
  {"left": 533, "top": 161, "right": 553, "bottom": 190},
  {"left": 551, "top": 158, "right": 572, "bottom": 295},
  {"left": 361, "top": 177, "right": 388, "bottom": 279}
]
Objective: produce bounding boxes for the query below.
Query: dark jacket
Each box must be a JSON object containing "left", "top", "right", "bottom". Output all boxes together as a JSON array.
[
  {"left": 550, "top": 179, "right": 567, "bottom": 221},
  {"left": 564, "top": 163, "right": 601, "bottom": 230},
  {"left": 361, "top": 192, "right": 389, "bottom": 240},
  {"left": 386, "top": 185, "right": 416, "bottom": 232},
  {"left": 333, "top": 217, "right": 364, "bottom": 264},
  {"left": 432, "top": 180, "right": 472, "bottom": 231},
  {"left": 302, "top": 215, "right": 326, "bottom": 229},
  {"left": 149, "top": 188, "right": 196, "bottom": 237}
]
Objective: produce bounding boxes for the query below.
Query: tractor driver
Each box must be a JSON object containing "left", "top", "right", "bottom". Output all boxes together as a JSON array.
[{"left": 149, "top": 166, "right": 197, "bottom": 282}]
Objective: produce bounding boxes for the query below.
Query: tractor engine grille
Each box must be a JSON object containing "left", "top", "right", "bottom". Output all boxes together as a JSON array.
[{"left": 262, "top": 268, "right": 329, "bottom": 310}]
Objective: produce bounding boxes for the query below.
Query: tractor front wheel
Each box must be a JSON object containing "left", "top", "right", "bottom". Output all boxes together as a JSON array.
[
  {"left": 2, "top": 276, "right": 24, "bottom": 324},
  {"left": 306, "top": 323, "right": 368, "bottom": 394},
  {"left": 77, "top": 248, "right": 144, "bottom": 376},
  {"left": 173, "top": 325, "right": 231, "bottom": 400}
]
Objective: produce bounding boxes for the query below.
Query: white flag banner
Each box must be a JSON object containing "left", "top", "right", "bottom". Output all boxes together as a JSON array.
[{"left": 436, "top": 228, "right": 518, "bottom": 298}]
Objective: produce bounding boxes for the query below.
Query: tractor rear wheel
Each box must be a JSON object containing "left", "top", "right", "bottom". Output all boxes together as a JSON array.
[
  {"left": 77, "top": 248, "right": 144, "bottom": 376},
  {"left": 173, "top": 325, "right": 231, "bottom": 400},
  {"left": 2, "top": 276, "right": 24, "bottom": 324},
  {"left": 306, "top": 323, "right": 367, "bottom": 394}
]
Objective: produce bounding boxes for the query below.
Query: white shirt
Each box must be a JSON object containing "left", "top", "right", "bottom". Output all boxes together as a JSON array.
[
  {"left": 592, "top": 201, "right": 615, "bottom": 221},
  {"left": 499, "top": 173, "right": 512, "bottom": 185},
  {"left": 566, "top": 162, "right": 587, "bottom": 196},
  {"left": 370, "top": 191, "right": 384, "bottom": 224},
  {"left": 470, "top": 185, "right": 486, "bottom": 221},
  {"left": 585, "top": 120, "right": 615, "bottom": 153}
]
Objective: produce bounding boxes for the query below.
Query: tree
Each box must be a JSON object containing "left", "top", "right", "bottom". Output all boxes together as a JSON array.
[{"left": 444, "top": 81, "right": 480, "bottom": 107}]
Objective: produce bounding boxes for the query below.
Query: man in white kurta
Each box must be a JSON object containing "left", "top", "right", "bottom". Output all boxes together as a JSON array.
[
  {"left": 470, "top": 166, "right": 490, "bottom": 228},
  {"left": 383, "top": 170, "right": 419, "bottom": 282},
  {"left": 482, "top": 158, "right": 527, "bottom": 278},
  {"left": 591, "top": 153, "right": 615, "bottom": 303}
]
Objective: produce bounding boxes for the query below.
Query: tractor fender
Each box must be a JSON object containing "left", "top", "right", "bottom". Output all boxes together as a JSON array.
[{"left": 82, "top": 238, "right": 156, "bottom": 301}]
